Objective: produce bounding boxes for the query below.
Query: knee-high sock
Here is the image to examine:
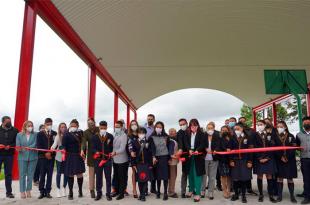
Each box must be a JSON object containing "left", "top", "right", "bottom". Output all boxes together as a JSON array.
[
  {"left": 157, "top": 180, "right": 161, "bottom": 194},
  {"left": 257, "top": 179, "right": 263, "bottom": 195},
  {"left": 267, "top": 179, "right": 273, "bottom": 196},
  {"left": 241, "top": 181, "right": 246, "bottom": 197},
  {"left": 77, "top": 177, "right": 83, "bottom": 193},
  {"left": 163, "top": 180, "right": 168, "bottom": 194},
  {"left": 277, "top": 182, "right": 283, "bottom": 198},
  {"left": 288, "top": 182, "right": 295, "bottom": 197},
  {"left": 233, "top": 181, "right": 240, "bottom": 195},
  {"left": 68, "top": 177, "right": 74, "bottom": 194}
]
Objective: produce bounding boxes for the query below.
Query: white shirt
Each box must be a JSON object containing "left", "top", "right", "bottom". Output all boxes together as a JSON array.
[
  {"left": 26, "top": 134, "right": 30, "bottom": 142},
  {"left": 191, "top": 132, "right": 196, "bottom": 149},
  {"left": 205, "top": 138, "right": 213, "bottom": 160}
]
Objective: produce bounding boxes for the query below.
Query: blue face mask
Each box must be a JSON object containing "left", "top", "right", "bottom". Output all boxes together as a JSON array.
[{"left": 229, "top": 122, "right": 236, "bottom": 128}]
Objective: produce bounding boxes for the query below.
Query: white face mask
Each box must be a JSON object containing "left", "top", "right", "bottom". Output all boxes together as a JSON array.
[
  {"left": 100, "top": 129, "right": 107, "bottom": 136},
  {"left": 155, "top": 127, "right": 162, "bottom": 134},
  {"left": 207, "top": 130, "right": 214, "bottom": 136},
  {"left": 180, "top": 125, "right": 187, "bottom": 131},
  {"left": 277, "top": 127, "right": 285, "bottom": 134},
  {"left": 115, "top": 128, "right": 121, "bottom": 133},
  {"left": 69, "top": 127, "right": 77, "bottom": 132},
  {"left": 46, "top": 125, "right": 52, "bottom": 131},
  {"left": 138, "top": 134, "right": 145, "bottom": 139},
  {"left": 257, "top": 125, "right": 265, "bottom": 133},
  {"left": 131, "top": 125, "right": 138, "bottom": 131},
  {"left": 26, "top": 127, "right": 33, "bottom": 132},
  {"left": 235, "top": 130, "right": 242, "bottom": 137}
]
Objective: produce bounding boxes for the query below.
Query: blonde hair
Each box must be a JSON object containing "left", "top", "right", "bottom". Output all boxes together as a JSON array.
[
  {"left": 207, "top": 121, "right": 215, "bottom": 128},
  {"left": 22, "top": 120, "right": 34, "bottom": 134}
]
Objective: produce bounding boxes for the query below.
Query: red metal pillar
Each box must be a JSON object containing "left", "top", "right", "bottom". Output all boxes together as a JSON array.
[
  {"left": 126, "top": 104, "right": 130, "bottom": 129},
  {"left": 252, "top": 109, "right": 257, "bottom": 131},
  {"left": 88, "top": 68, "right": 96, "bottom": 119},
  {"left": 272, "top": 103, "right": 277, "bottom": 127},
  {"left": 114, "top": 92, "right": 119, "bottom": 126},
  {"left": 134, "top": 110, "right": 137, "bottom": 121},
  {"left": 13, "top": 2, "right": 37, "bottom": 180}
]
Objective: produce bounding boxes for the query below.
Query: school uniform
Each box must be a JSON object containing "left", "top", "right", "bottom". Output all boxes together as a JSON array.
[
  {"left": 131, "top": 136, "right": 153, "bottom": 200},
  {"left": 16, "top": 132, "right": 38, "bottom": 193},
  {"left": 91, "top": 131, "right": 113, "bottom": 199},
  {"left": 62, "top": 130, "right": 85, "bottom": 199},
  {"left": 36, "top": 129, "right": 57, "bottom": 197},
  {"left": 229, "top": 133, "right": 253, "bottom": 201},
  {"left": 201, "top": 133, "right": 221, "bottom": 198}
]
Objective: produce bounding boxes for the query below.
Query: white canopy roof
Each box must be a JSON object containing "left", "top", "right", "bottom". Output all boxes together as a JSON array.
[{"left": 51, "top": 0, "right": 310, "bottom": 108}]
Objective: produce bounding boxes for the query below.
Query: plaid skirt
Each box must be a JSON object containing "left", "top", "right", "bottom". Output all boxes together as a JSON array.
[{"left": 219, "top": 161, "right": 230, "bottom": 176}]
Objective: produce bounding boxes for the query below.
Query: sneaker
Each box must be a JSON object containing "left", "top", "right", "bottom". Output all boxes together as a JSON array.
[
  {"left": 56, "top": 189, "right": 61, "bottom": 198},
  {"left": 62, "top": 188, "right": 67, "bottom": 197}
]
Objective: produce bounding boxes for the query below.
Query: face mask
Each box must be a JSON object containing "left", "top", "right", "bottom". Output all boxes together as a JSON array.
[
  {"left": 26, "top": 127, "right": 33, "bottom": 132},
  {"left": 235, "top": 130, "right": 242, "bottom": 137},
  {"left": 222, "top": 132, "right": 229, "bottom": 137},
  {"left": 229, "top": 122, "right": 236, "bottom": 128},
  {"left": 131, "top": 125, "right": 138, "bottom": 131},
  {"left": 5, "top": 122, "right": 12, "bottom": 129},
  {"left": 257, "top": 125, "right": 265, "bottom": 132},
  {"left": 100, "top": 129, "right": 107, "bottom": 136},
  {"left": 46, "top": 125, "right": 52, "bottom": 131},
  {"left": 69, "top": 127, "right": 77, "bottom": 132},
  {"left": 115, "top": 128, "right": 121, "bottom": 133},
  {"left": 207, "top": 130, "right": 214, "bottom": 136},
  {"left": 303, "top": 124, "right": 310, "bottom": 131},
  {"left": 277, "top": 127, "right": 285, "bottom": 134},
  {"left": 138, "top": 134, "right": 145, "bottom": 139},
  {"left": 180, "top": 125, "right": 187, "bottom": 131},
  {"left": 155, "top": 128, "right": 162, "bottom": 134}
]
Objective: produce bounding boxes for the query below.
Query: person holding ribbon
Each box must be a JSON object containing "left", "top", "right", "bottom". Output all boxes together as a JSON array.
[
  {"left": 254, "top": 120, "right": 277, "bottom": 203},
  {"left": 274, "top": 121, "right": 297, "bottom": 203},
  {"left": 229, "top": 122, "right": 254, "bottom": 203},
  {"left": 51, "top": 122, "right": 68, "bottom": 198},
  {"left": 131, "top": 127, "right": 153, "bottom": 201},
  {"left": 91, "top": 120, "right": 113, "bottom": 201},
  {"left": 184, "top": 119, "right": 206, "bottom": 202},
  {"left": 62, "top": 119, "right": 85, "bottom": 200},
  {"left": 16, "top": 120, "right": 38, "bottom": 199}
]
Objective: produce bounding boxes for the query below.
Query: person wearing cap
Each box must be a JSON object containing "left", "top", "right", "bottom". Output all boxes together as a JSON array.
[
  {"left": 91, "top": 121, "right": 114, "bottom": 201},
  {"left": 0, "top": 116, "right": 18, "bottom": 198},
  {"left": 37, "top": 118, "right": 57, "bottom": 199}
]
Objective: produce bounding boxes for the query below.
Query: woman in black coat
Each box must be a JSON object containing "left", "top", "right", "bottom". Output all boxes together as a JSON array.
[
  {"left": 229, "top": 122, "right": 254, "bottom": 203},
  {"left": 62, "top": 119, "right": 85, "bottom": 200},
  {"left": 183, "top": 119, "right": 206, "bottom": 202},
  {"left": 254, "top": 120, "right": 277, "bottom": 203},
  {"left": 274, "top": 121, "right": 297, "bottom": 203}
]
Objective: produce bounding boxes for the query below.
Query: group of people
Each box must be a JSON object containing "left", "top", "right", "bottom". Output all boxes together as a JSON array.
[{"left": 0, "top": 114, "right": 310, "bottom": 204}]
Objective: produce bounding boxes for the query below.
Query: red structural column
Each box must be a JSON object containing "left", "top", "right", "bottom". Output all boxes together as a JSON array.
[
  {"left": 272, "top": 103, "right": 277, "bottom": 126},
  {"left": 252, "top": 109, "right": 257, "bottom": 131},
  {"left": 13, "top": 2, "right": 37, "bottom": 180},
  {"left": 88, "top": 68, "right": 96, "bottom": 119},
  {"left": 114, "top": 92, "right": 119, "bottom": 126},
  {"left": 134, "top": 110, "right": 137, "bottom": 121},
  {"left": 126, "top": 104, "right": 130, "bottom": 129}
]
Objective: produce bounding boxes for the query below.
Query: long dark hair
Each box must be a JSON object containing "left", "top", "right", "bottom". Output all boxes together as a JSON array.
[
  {"left": 277, "top": 120, "right": 289, "bottom": 133},
  {"left": 151, "top": 121, "right": 168, "bottom": 136},
  {"left": 128, "top": 120, "right": 139, "bottom": 137}
]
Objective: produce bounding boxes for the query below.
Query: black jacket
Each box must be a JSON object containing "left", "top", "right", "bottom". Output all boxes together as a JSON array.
[
  {"left": 228, "top": 133, "right": 254, "bottom": 163},
  {"left": 204, "top": 132, "right": 221, "bottom": 161},
  {"left": 91, "top": 132, "right": 113, "bottom": 160},
  {"left": 36, "top": 130, "right": 57, "bottom": 158},
  {"left": 0, "top": 125, "right": 18, "bottom": 156}
]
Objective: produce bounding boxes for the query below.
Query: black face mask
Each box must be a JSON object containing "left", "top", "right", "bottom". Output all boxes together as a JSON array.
[
  {"left": 304, "top": 124, "right": 310, "bottom": 131},
  {"left": 5, "top": 122, "right": 12, "bottom": 129},
  {"left": 222, "top": 132, "right": 229, "bottom": 137}
]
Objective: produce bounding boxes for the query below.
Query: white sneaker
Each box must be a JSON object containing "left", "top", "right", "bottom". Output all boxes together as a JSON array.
[
  {"left": 62, "top": 188, "right": 67, "bottom": 197},
  {"left": 56, "top": 189, "right": 61, "bottom": 198}
]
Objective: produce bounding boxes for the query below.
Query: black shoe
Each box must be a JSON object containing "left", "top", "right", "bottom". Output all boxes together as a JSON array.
[
  {"left": 301, "top": 198, "right": 310, "bottom": 204},
  {"left": 242, "top": 196, "right": 247, "bottom": 203},
  {"left": 38, "top": 194, "right": 45, "bottom": 199},
  {"left": 141, "top": 196, "right": 146, "bottom": 201},
  {"left": 181, "top": 194, "right": 186, "bottom": 198},
  {"left": 78, "top": 190, "right": 83, "bottom": 198},
  {"left": 297, "top": 193, "right": 305, "bottom": 198},
  {"left": 111, "top": 192, "right": 118, "bottom": 197},
  {"left": 95, "top": 194, "right": 102, "bottom": 201},
  {"left": 6, "top": 193, "right": 14, "bottom": 198},
  {"left": 209, "top": 196, "right": 214, "bottom": 200},
  {"left": 134, "top": 194, "right": 138, "bottom": 198},
  {"left": 291, "top": 196, "right": 297, "bottom": 203},
  {"left": 277, "top": 196, "right": 282, "bottom": 202},
  {"left": 124, "top": 190, "right": 129, "bottom": 196},
  {"left": 217, "top": 186, "right": 223, "bottom": 191},
  {"left": 269, "top": 196, "right": 277, "bottom": 203},
  {"left": 151, "top": 189, "right": 157, "bottom": 194},
  {"left": 68, "top": 194, "right": 73, "bottom": 200},
  {"left": 156, "top": 193, "right": 160, "bottom": 199},
  {"left": 106, "top": 195, "right": 112, "bottom": 201},
  {"left": 46, "top": 193, "right": 52, "bottom": 198},
  {"left": 90, "top": 190, "right": 96, "bottom": 198},
  {"left": 231, "top": 194, "right": 239, "bottom": 201},
  {"left": 258, "top": 195, "right": 264, "bottom": 202},
  {"left": 163, "top": 194, "right": 168, "bottom": 201},
  {"left": 170, "top": 193, "right": 178, "bottom": 198},
  {"left": 116, "top": 194, "right": 124, "bottom": 200}
]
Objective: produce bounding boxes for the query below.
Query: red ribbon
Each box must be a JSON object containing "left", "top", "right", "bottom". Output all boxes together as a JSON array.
[{"left": 214, "top": 146, "right": 302, "bottom": 155}]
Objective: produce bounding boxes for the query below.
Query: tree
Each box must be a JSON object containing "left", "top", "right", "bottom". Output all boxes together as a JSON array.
[
  {"left": 285, "top": 94, "right": 307, "bottom": 123},
  {"left": 240, "top": 104, "right": 262, "bottom": 127}
]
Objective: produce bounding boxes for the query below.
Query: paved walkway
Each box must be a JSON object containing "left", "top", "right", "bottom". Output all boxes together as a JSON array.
[{"left": 0, "top": 165, "right": 305, "bottom": 205}]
